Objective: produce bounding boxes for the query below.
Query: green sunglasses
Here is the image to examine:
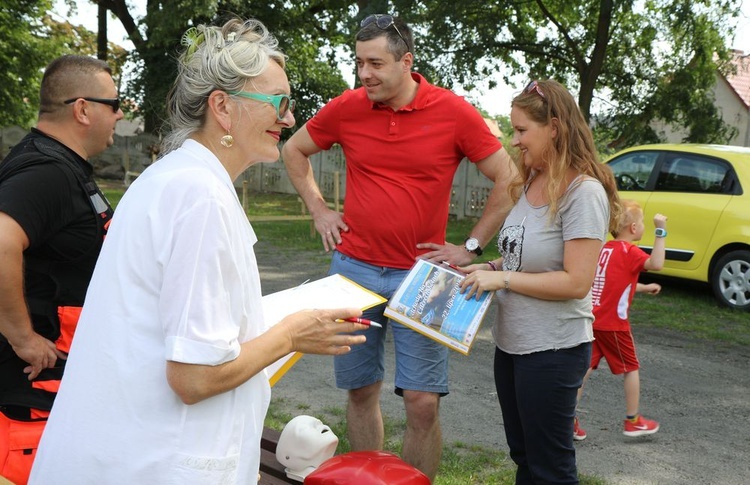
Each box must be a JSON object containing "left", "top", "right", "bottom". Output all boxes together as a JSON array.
[{"left": 228, "top": 91, "right": 296, "bottom": 121}]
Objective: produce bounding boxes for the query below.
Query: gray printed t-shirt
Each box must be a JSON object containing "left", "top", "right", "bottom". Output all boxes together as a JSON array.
[{"left": 492, "top": 177, "right": 609, "bottom": 355}]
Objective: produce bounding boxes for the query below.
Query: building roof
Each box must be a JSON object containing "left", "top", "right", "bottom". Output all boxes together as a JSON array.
[{"left": 725, "top": 50, "right": 750, "bottom": 109}]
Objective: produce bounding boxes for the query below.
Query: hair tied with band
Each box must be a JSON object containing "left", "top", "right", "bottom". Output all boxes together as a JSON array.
[{"left": 181, "top": 27, "right": 205, "bottom": 60}]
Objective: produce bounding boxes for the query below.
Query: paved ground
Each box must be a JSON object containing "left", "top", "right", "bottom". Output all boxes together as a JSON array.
[{"left": 254, "top": 239, "right": 750, "bottom": 484}]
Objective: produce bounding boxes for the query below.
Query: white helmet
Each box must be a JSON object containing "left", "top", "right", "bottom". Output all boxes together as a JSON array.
[{"left": 276, "top": 415, "right": 339, "bottom": 481}]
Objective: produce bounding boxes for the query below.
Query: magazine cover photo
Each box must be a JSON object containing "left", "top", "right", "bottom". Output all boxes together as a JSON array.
[{"left": 385, "top": 259, "right": 493, "bottom": 354}]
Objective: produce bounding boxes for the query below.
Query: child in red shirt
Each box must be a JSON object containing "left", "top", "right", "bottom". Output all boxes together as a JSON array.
[{"left": 574, "top": 199, "right": 667, "bottom": 440}]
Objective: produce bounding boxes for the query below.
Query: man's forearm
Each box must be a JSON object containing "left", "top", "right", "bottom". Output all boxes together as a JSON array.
[
  {"left": 469, "top": 149, "right": 517, "bottom": 248},
  {"left": 0, "top": 227, "right": 64, "bottom": 376},
  {"left": 470, "top": 163, "right": 516, "bottom": 247},
  {"left": 0, "top": 252, "right": 35, "bottom": 347},
  {"left": 469, "top": 181, "right": 512, "bottom": 248},
  {"left": 282, "top": 147, "right": 328, "bottom": 217}
]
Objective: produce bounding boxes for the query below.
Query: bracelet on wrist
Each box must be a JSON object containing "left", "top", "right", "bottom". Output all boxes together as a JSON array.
[
  {"left": 487, "top": 261, "right": 498, "bottom": 271},
  {"left": 504, "top": 271, "right": 511, "bottom": 291}
]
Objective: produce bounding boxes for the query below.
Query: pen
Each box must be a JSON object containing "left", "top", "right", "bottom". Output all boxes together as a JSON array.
[
  {"left": 343, "top": 317, "right": 383, "bottom": 328},
  {"left": 441, "top": 261, "right": 464, "bottom": 273}
]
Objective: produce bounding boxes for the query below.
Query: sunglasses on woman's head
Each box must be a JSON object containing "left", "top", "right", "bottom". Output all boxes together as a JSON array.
[{"left": 524, "top": 80, "right": 545, "bottom": 98}]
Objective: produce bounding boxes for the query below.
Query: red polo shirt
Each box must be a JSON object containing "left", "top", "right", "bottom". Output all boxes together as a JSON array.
[{"left": 306, "top": 73, "right": 502, "bottom": 269}]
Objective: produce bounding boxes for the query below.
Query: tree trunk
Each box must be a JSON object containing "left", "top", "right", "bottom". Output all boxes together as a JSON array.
[{"left": 97, "top": 3, "right": 108, "bottom": 61}]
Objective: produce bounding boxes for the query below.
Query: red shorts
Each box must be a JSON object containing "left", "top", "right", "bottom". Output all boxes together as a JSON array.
[
  {"left": 590, "top": 330, "right": 640, "bottom": 374},
  {"left": 0, "top": 413, "right": 45, "bottom": 485}
]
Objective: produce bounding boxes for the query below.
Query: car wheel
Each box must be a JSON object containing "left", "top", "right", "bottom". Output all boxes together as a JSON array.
[{"left": 711, "top": 250, "right": 750, "bottom": 311}]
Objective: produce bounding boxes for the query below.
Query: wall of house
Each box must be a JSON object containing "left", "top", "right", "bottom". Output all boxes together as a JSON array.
[
  {"left": 652, "top": 73, "right": 750, "bottom": 147},
  {"left": 714, "top": 74, "right": 750, "bottom": 146}
]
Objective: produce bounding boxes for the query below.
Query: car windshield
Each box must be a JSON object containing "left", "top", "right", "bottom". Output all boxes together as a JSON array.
[{"left": 608, "top": 151, "right": 658, "bottom": 191}]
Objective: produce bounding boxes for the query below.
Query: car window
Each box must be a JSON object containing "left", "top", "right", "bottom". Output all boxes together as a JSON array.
[
  {"left": 607, "top": 151, "right": 658, "bottom": 191},
  {"left": 655, "top": 153, "right": 731, "bottom": 194}
]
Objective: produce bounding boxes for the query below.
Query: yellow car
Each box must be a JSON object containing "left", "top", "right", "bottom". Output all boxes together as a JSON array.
[{"left": 604, "top": 144, "right": 750, "bottom": 311}]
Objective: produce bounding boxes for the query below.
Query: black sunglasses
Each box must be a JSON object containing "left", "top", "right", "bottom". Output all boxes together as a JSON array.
[
  {"left": 360, "top": 14, "right": 409, "bottom": 51},
  {"left": 64, "top": 97, "right": 121, "bottom": 113}
]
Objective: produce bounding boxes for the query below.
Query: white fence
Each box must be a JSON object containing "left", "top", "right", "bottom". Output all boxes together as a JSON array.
[
  {"left": 2, "top": 127, "right": 494, "bottom": 219},
  {"left": 240, "top": 146, "right": 494, "bottom": 220}
]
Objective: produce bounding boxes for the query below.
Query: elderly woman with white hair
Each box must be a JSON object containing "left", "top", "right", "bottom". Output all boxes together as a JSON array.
[{"left": 29, "top": 18, "right": 367, "bottom": 484}]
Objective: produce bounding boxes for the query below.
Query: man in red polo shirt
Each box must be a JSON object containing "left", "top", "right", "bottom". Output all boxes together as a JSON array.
[{"left": 282, "top": 14, "right": 516, "bottom": 481}]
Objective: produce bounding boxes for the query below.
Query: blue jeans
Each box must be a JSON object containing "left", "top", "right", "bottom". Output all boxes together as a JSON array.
[
  {"left": 329, "top": 251, "right": 450, "bottom": 396},
  {"left": 494, "top": 343, "right": 591, "bottom": 484}
]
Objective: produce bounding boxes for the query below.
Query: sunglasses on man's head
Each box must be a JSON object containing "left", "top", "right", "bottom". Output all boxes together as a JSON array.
[
  {"left": 524, "top": 80, "right": 545, "bottom": 98},
  {"left": 64, "top": 97, "right": 121, "bottom": 113},
  {"left": 228, "top": 91, "right": 296, "bottom": 121},
  {"left": 360, "top": 14, "right": 409, "bottom": 51}
]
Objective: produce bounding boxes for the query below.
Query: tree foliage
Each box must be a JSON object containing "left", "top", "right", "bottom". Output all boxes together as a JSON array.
[
  {"left": 0, "top": 0, "right": 60, "bottom": 128},
  {"left": 5, "top": 0, "right": 740, "bottom": 145},
  {"left": 0, "top": 0, "right": 130, "bottom": 128},
  {"left": 394, "top": 0, "right": 741, "bottom": 146},
  {"left": 96, "top": 0, "right": 353, "bottom": 133}
]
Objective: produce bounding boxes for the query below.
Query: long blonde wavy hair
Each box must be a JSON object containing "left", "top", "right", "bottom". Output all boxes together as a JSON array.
[{"left": 509, "top": 79, "right": 621, "bottom": 234}]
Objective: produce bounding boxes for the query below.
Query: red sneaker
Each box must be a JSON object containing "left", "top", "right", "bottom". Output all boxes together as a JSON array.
[
  {"left": 623, "top": 415, "right": 660, "bottom": 437},
  {"left": 573, "top": 417, "right": 587, "bottom": 441}
]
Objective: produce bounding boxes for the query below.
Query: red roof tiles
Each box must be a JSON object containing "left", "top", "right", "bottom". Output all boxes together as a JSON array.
[{"left": 725, "top": 50, "right": 750, "bottom": 109}]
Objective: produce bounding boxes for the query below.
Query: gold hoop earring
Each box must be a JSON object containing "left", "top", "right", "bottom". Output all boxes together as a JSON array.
[{"left": 220, "top": 133, "right": 234, "bottom": 148}]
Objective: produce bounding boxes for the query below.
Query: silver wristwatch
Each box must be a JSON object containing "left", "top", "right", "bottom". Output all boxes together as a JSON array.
[{"left": 464, "top": 237, "right": 483, "bottom": 256}]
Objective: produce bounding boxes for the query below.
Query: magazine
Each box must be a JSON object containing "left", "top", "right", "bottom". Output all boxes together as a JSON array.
[
  {"left": 263, "top": 273, "right": 387, "bottom": 385},
  {"left": 384, "top": 259, "right": 494, "bottom": 355}
]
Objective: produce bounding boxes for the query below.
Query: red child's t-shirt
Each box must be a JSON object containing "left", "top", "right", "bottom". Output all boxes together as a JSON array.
[{"left": 591, "top": 240, "right": 650, "bottom": 331}]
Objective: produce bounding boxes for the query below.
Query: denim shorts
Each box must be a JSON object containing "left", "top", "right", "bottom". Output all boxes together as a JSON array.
[{"left": 329, "top": 251, "right": 450, "bottom": 396}]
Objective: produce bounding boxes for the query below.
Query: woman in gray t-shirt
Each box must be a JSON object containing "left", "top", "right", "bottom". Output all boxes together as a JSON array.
[{"left": 460, "top": 79, "right": 621, "bottom": 484}]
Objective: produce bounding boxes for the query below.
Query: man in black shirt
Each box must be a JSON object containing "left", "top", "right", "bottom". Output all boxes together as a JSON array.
[{"left": 0, "top": 55, "right": 122, "bottom": 484}]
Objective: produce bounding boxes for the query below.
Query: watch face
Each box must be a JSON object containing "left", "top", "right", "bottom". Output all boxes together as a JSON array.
[{"left": 465, "top": 238, "right": 479, "bottom": 251}]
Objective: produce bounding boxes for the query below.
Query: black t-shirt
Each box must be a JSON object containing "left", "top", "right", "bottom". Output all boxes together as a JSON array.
[
  {"left": 0, "top": 130, "right": 112, "bottom": 414},
  {"left": 0, "top": 129, "right": 107, "bottom": 325}
]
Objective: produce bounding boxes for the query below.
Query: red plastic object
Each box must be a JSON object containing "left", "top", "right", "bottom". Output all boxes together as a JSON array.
[{"left": 304, "top": 451, "right": 431, "bottom": 484}]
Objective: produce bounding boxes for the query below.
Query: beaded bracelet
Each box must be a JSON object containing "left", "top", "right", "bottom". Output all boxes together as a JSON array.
[{"left": 487, "top": 261, "right": 498, "bottom": 271}]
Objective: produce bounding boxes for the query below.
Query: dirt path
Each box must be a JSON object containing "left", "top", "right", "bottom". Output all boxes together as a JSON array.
[{"left": 254, "top": 240, "right": 750, "bottom": 484}]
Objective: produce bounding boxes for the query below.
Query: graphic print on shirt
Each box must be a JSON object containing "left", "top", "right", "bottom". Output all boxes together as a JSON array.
[
  {"left": 498, "top": 222, "right": 524, "bottom": 272},
  {"left": 591, "top": 246, "right": 613, "bottom": 307}
]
